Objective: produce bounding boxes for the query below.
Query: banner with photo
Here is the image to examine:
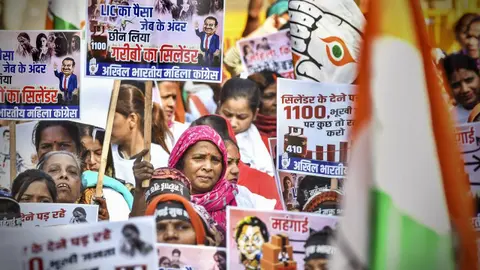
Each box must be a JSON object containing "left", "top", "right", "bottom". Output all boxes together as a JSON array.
[
  {"left": 86, "top": 0, "right": 225, "bottom": 82},
  {"left": 0, "top": 216, "right": 157, "bottom": 270},
  {"left": 237, "top": 29, "right": 294, "bottom": 79},
  {"left": 157, "top": 244, "right": 226, "bottom": 269},
  {"left": 227, "top": 207, "right": 338, "bottom": 270},
  {"left": 276, "top": 78, "right": 356, "bottom": 178},
  {"left": 0, "top": 30, "right": 82, "bottom": 120},
  {"left": 20, "top": 203, "right": 99, "bottom": 228},
  {"left": 0, "top": 121, "right": 37, "bottom": 188}
]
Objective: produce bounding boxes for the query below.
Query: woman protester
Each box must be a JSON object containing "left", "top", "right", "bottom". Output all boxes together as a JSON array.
[
  {"left": 248, "top": 71, "right": 280, "bottom": 148},
  {"left": 134, "top": 165, "right": 222, "bottom": 246},
  {"left": 112, "top": 84, "right": 171, "bottom": 186},
  {"left": 217, "top": 78, "right": 275, "bottom": 176},
  {"left": 37, "top": 151, "right": 109, "bottom": 220},
  {"left": 11, "top": 169, "right": 57, "bottom": 203},
  {"left": 168, "top": 125, "right": 276, "bottom": 232},
  {"left": 79, "top": 124, "right": 133, "bottom": 221},
  {"left": 32, "top": 120, "right": 81, "bottom": 162},
  {"left": 191, "top": 115, "right": 283, "bottom": 210}
]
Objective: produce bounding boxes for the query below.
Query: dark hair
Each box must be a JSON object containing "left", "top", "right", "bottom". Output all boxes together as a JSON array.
[
  {"left": 454, "top": 13, "right": 478, "bottom": 39},
  {"left": 190, "top": 115, "right": 230, "bottom": 139},
  {"left": 122, "top": 223, "right": 140, "bottom": 235},
  {"left": 18, "top": 32, "right": 30, "bottom": 42},
  {"left": 116, "top": 84, "right": 172, "bottom": 153},
  {"left": 223, "top": 137, "right": 239, "bottom": 151},
  {"left": 154, "top": 0, "right": 174, "bottom": 14},
  {"left": 70, "top": 35, "right": 81, "bottom": 52},
  {"left": 242, "top": 44, "right": 252, "bottom": 56},
  {"left": 205, "top": 16, "right": 218, "bottom": 26},
  {"left": 219, "top": 78, "right": 261, "bottom": 113},
  {"left": 442, "top": 54, "right": 480, "bottom": 81},
  {"left": 214, "top": 250, "right": 226, "bottom": 261},
  {"left": 73, "top": 207, "right": 86, "bottom": 216},
  {"left": 11, "top": 169, "right": 57, "bottom": 202},
  {"left": 35, "top": 33, "right": 47, "bottom": 50},
  {"left": 467, "top": 16, "right": 480, "bottom": 33},
  {"left": 248, "top": 70, "right": 281, "bottom": 93},
  {"left": 159, "top": 256, "right": 170, "bottom": 265},
  {"left": 78, "top": 124, "right": 116, "bottom": 177},
  {"left": 3, "top": 130, "right": 9, "bottom": 136},
  {"left": 32, "top": 121, "right": 81, "bottom": 156},
  {"left": 62, "top": 57, "right": 76, "bottom": 67},
  {"left": 172, "top": 248, "right": 181, "bottom": 256},
  {"left": 235, "top": 216, "right": 269, "bottom": 262}
]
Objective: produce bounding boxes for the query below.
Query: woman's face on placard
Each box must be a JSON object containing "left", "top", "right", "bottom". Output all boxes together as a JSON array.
[
  {"left": 219, "top": 97, "right": 256, "bottom": 135},
  {"left": 43, "top": 154, "right": 81, "bottom": 203},
  {"left": 181, "top": 141, "right": 223, "bottom": 194}
]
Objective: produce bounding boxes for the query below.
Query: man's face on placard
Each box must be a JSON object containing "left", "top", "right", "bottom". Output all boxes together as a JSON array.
[
  {"left": 204, "top": 19, "right": 217, "bottom": 36},
  {"left": 62, "top": 60, "right": 74, "bottom": 76}
]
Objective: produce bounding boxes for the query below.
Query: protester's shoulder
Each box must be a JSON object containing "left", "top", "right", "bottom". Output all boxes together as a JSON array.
[{"left": 236, "top": 185, "right": 276, "bottom": 210}]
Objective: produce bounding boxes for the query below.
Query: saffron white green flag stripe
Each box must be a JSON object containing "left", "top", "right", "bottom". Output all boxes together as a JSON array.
[
  {"left": 46, "top": 0, "right": 86, "bottom": 30},
  {"left": 329, "top": 0, "right": 478, "bottom": 269}
]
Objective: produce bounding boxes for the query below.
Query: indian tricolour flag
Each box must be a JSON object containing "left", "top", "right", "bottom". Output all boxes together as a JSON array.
[
  {"left": 330, "top": 0, "right": 478, "bottom": 269},
  {"left": 46, "top": 0, "right": 86, "bottom": 30}
]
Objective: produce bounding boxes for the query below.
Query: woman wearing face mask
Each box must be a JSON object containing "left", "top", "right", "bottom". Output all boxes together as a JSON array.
[
  {"left": 112, "top": 84, "right": 171, "bottom": 187},
  {"left": 11, "top": 169, "right": 57, "bottom": 203},
  {"left": 248, "top": 71, "right": 281, "bottom": 149},
  {"left": 218, "top": 78, "right": 275, "bottom": 176},
  {"left": 37, "top": 151, "right": 109, "bottom": 220},
  {"left": 190, "top": 115, "right": 283, "bottom": 210},
  {"left": 168, "top": 126, "right": 276, "bottom": 232},
  {"left": 79, "top": 124, "right": 133, "bottom": 221}
]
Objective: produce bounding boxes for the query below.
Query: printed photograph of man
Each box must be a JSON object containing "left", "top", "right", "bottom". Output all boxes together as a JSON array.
[
  {"left": 170, "top": 248, "right": 184, "bottom": 268},
  {"left": 234, "top": 216, "right": 270, "bottom": 270},
  {"left": 195, "top": 16, "right": 221, "bottom": 67},
  {"left": 54, "top": 57, "right": 78, "bottom": 104},
  {"left": 70, "top": 207, "right": 88, "bottom": 223},
  {"left": 442, "top": 53, "right": 480, "bottom": 123},
  {"left": 256, "top": 37, "right": 271, "bottom": 51},
  {"left": 304, "top": 226, "right": 335, "bottom": 270},
  {"left": 120, "top": 223, "right": 154, "bottom": 257}
]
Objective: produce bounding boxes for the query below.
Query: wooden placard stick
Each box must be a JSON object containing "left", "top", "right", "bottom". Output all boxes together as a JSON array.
[
  {"left": 9, "top": 121, "right": 16, "bottom": 186},
  {"left": 95, "top": 80, "right": 121, "bottom": 199},
  {"left": 142, "top": 81, "right": 153, "bottom": 188}
]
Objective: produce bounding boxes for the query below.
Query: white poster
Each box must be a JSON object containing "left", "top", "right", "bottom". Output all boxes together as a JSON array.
[
  {"left": 276, "top": 78, "right": 356, "bottom": 177},
  {"left": 0, "top": 216, "right": 157, "bottom": 270},
  {"left": 20, "top": 203, "right": 99, "bottom": 227}
]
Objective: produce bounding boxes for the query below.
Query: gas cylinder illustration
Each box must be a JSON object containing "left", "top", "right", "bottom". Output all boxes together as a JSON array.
[
  {"left": 284, "top": 126, "right": 307, "bottom": 158},
  {"left": 261, "top": 234, "right": 297, "bottom": 270}
]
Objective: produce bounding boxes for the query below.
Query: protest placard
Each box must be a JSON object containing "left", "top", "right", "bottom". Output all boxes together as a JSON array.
[
  {"left": 227, "top": 207, "right": 338, "bottom": 270},
  {"left": 85, "top": 0, "right": 225, "bottom": 82},
  {"left": 157, "top": 244, "right": 226, "bottom": 269},
  {"left": 20, "top": 203, "right": 99, "bottom": 227},
  {"left": 0, "top": 216, "right": 157, "bottom": 270},
  {"left": 276, "top": 78, "right": 356, "bottom": 178},
  {"left": 237, "top": 30, "right": 294, "bottom": 79},
  {"left": 456, "top": 122, "right": 480, "bottom": 184},
  {"left": 0, "top": 31, "right": 82, "bottom": 120}
]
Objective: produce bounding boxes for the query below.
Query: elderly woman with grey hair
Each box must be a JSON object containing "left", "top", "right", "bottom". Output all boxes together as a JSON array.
[{"left": 37, "top": 151, "right": 110, "bottom": 220}]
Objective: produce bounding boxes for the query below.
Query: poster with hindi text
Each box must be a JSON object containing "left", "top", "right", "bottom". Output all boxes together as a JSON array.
[
  {"left": 276, "top": 78, "right": 356, "bottom": 178},
  {"left": 237, "top": 29, "right": 294, "bottom": 79},
  {"left": 157, "top": 244, "right": 226, "bottom": 269},
  {"left": 0, "top": 30, "right": 82, "bottom": 120},
  {"left": 456, "top": 122, "right": 480, "bottom": 184},
  {"left": 227, "top": 207, "right": 338, "bottom": 270},
  {"left": 20, "top": 203, "right": 99, "bottom": 228},
  {"left": 0, "top": 216, "right": 157, "bottom": 270},
  {"left": 86, "top": 0, "right": 225, "bottom": 82}
]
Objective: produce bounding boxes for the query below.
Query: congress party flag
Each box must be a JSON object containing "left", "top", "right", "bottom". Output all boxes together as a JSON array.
[
  {"left": 329, "top": 0, "right": 477, "bottom": 269},
  {"left": 288, "top": 0, "right": 365, "bottom": 84},
  {"left": 46, "top": 0, "right": 86, "bottom": 30}
]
